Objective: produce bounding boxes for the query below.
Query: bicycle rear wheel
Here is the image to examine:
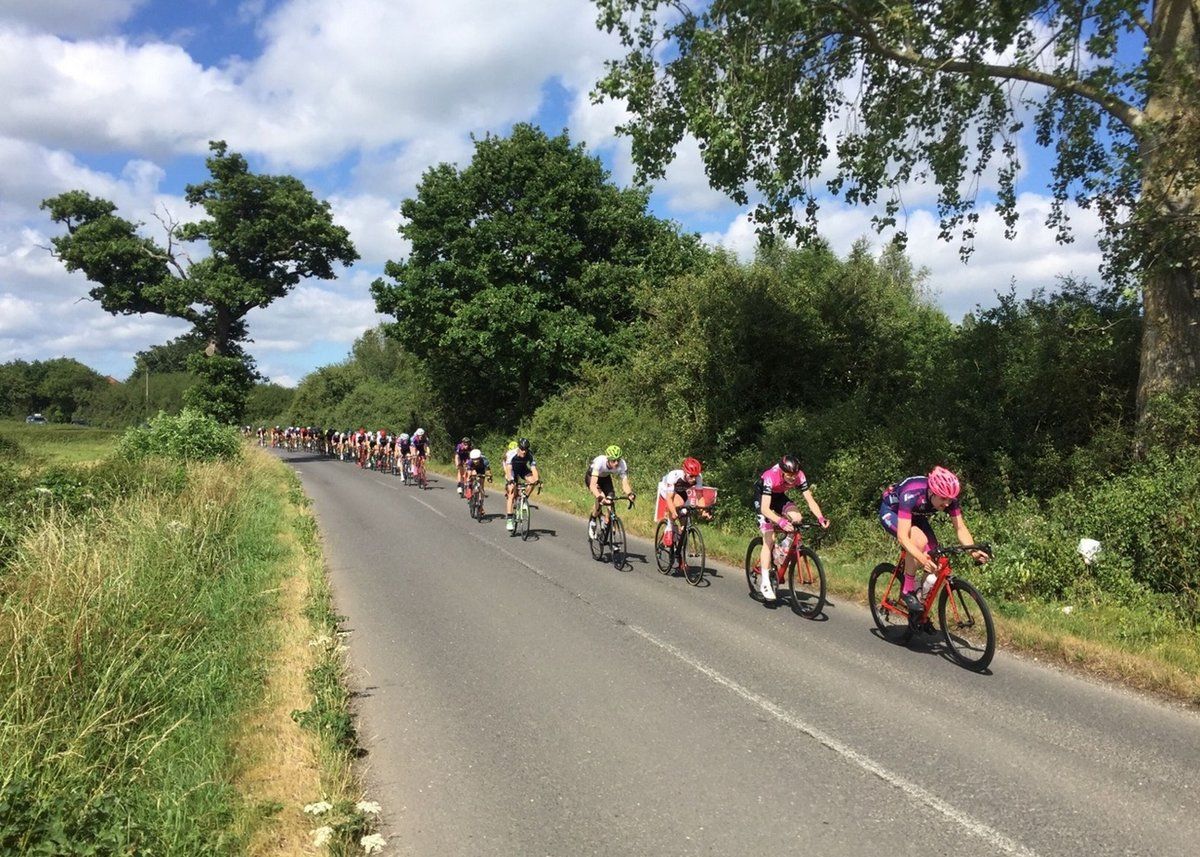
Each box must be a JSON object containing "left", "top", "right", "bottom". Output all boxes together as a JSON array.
[
  {"left": 869, "top": 562, "right": 913, "bottom": 643},
  {"left": 938, "top": 579, "right": 996, "bottom": 671},
  {"left": 682, "top": 525, "right": 705, "bottom": 586},
  {"left": 610, "top": 517, "right": 627, "bottom": 569},
  {"left": 788, "top": 546, "right": 825, "bottom": 617},
  {"left": 744, "top": 536, "right": 764, "bottom": 601},
  {"left": 654, "top": 521, "right": 673, "bottom": 574}
]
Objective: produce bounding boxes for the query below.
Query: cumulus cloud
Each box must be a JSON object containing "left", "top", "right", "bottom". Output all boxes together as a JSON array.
[{"left": 702, "top": 192, "right": 1104, "bottom": 320}]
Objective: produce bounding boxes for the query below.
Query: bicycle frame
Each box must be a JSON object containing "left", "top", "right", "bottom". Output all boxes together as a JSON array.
[{"left": 877, "top": 544, "right": 989, "bottom": 622}]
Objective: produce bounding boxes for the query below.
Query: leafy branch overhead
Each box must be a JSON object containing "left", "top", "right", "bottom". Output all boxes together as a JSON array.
[{"left": 594, "top": 0, "right": 1200, "bottom": 415}]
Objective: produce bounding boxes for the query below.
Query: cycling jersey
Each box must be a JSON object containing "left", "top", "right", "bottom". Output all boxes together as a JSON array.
[
  {"left": 657, "top": 469, "right": 703, "bottom": 500},
  {"left": 504, "top": 448, "right": 519, "bottom": 465},
  {"left": 467, "top": 456, "right": 490, "bottom": 476},
  {"left": 455, "top": 442, "right": 471, "bottom": 463},
  {"left": 412, "top": 437, "right": 429, "bottom": 456},
  {"left": 398, "top": 440, "right": 411, "bottom": 455},
  {"left": 881, "top": 476, "right": 962, "bottom": 521},
  {"left": 508, "top": 451, "right": 537, "bottom": 480},
  {"left": 755, "top": 464, "right": 808, "bottom": 497},
  {"left": 589, "top": 455, "right": 628, "bottom": 477}
]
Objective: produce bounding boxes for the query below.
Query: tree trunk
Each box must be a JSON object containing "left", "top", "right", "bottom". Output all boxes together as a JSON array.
[{"left": 1136, "top": 0, "right": 1200, "bottom": 418}]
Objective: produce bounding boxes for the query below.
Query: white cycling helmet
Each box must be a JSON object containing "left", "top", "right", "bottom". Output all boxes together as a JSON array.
[
  {"left": 415, "top": 428, "right": 425, "bottom": 436},
  {"left": 400, "top": 432, "right": 410, "bottom": 441},
  {"left": 469, "top": 448, "right": 482, "bottom": 460}
]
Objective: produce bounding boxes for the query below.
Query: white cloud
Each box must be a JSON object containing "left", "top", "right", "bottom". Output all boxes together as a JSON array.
[
  {"left": 702, "top": 192, "right": 1105, "bottom": 320},
  {"left": 328, "top": 193, "right": 407, "bottom": 269},
  {"left": 0, "top": 0, "right": 146, "bottom": 38}
]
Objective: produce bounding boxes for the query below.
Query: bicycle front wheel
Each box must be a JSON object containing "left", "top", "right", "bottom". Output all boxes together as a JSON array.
[
  {"left": 869, "top": 562, "right": 912, "bottom": 643},
  {"left": 518, "top": 496, "right": 532, "bottom": 540},
  {"left": 610, "top": 517, "right": 627, "bottom": 569},
  {"left": 682, "top": 525, "right": 705, "bottom": 586},
  {"left": 938, "top": 579, "right": 996, "bottom": 671},
  {"left": 654, "top": 521, "right": 673, "bottom": 574},
  {"left": 788, "top": 546, "right": 825, "bottom": 618}
]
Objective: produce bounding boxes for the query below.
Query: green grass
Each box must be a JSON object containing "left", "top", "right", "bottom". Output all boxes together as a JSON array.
[
  {"left": 0, "top": 452, "right": 304, "bottom": 853},
  {"left": 0, "top": 420, "right": 120, "bottom": 465}
]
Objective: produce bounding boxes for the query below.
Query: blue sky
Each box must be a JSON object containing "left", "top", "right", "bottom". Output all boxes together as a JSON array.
[{"left": 0, "top": 0, "right": 1114, "bottom": 386}]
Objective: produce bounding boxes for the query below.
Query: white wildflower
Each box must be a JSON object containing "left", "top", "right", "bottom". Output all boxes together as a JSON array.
[
  {"left": 1062, "top": 605, "right": 1074, "bottom": 615},
  {"left": 303, "top": 800, "right": 333, "bottom": 815},
  {"left": 311, "top": 826, "right": 333, "bottom": 847},
  {"left": 355, "top": 800, "right": 382, "bottom": 815},
  {"left": 361, "top": 833, "right": 387, "bottom": 853}
]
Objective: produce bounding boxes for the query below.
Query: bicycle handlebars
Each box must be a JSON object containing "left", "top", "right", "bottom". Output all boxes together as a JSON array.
[{"left": 930, "top": 543, "right": 993, "bottom": 560}]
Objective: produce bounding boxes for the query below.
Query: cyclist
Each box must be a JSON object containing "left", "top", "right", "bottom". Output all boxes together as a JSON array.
[
  {"left": 504, "top": 438, "right": 541, "bottom": 532},
  {"left": 753, "top": 454, "right": 829, "bottom": 601},
  {"left": 657, "top": 457, "right": 711, "bottom": 549},
  {"left": 586, "top": 445, "right": 635, "bottom": 538},
  {"left": 879, "top": 466, "right": 989, "bottom": 615},
  {"left": 454, "top": 436, "right": 472, "bottom": 495},
  {"left": 466, "top": 448, "right": 492, "bottom": 513},
  {"left": 410, "top": 428, "right": 430, "bottom": 484},
  {"left": 396, "top": 432, "right": 412, "bottom": 476}
]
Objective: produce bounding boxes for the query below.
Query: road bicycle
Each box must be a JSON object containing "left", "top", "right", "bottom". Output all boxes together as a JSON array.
[
  {"left": 868, "top": 543, "right": 996, "bottom": 671},
  {"left": 743, "top": 522, "right": 827, "bottom": 618},
  {"left": 466, "top": 473, "right": 490, "bottom": 520},
  {"left": 509, "top": 479, "right": 541, "bottom": 539},
  {"left": 412, "top": 455, "right": 429, "bottom": 489},
  {"left": 654, "top": 505, "right": 713, "bottom": 586},
  {"left": 399, "top": 454, "right": 413, "bottom": 485},
  {"left": 588, "top": 494, "right": 634, "bottom": 569}
]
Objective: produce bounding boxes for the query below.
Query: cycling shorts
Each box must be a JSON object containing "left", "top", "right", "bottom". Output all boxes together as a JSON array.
[
  {"left": 878, "top": 502, "right": 940, "bottom": 552},
  {"left": 754, "top": 494, "right": 797, "bottom": 534},
  {"left": 584, "top": 471, "right": 615, "bottom": 497}
]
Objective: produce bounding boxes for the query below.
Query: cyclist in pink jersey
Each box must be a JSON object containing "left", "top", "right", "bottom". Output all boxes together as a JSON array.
[{"left": 752, "top": 454, "right": 829, "bottom": 601}]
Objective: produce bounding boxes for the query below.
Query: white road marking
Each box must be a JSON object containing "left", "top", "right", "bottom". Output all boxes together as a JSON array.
[{"left": 464, "top": 526, "right": 1039, "bottom": 857}]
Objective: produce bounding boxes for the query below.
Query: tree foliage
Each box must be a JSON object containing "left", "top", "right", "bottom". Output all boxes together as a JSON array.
[
  {"left": 41, "top": 141, "right": 358, "bottom": 422},
  {"left": 0, "top": 358, "right": 110, "bottom": 422},
  {"left": 371, "top": 123, "right": 706, "bottom": 432},
  {"left": 594, "top": 1, "right": 1200, "bottom": 413}
]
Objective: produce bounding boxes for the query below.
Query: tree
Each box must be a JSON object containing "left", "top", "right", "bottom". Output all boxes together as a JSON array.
[
  {"left": 42, "top": 141, "right": 358, "bottom": 421},
  {"left": 371, "top": 123, "right": 705, "bottom": 430},
  {"left": 595, "top": 1, "right": 1200, "bottom": 418}
]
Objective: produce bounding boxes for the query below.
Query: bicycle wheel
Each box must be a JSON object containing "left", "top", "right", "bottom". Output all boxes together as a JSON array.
[
  {"left": 654, "top": 521, "right": 673, "bottom": 574},
  {"left": 610, "top": 517, "right": 627, "bottom": 569},
  {"left": 744, "top": 536, "right": 764, "bottom": 601},
  {"left": 588, "top": 514, "right": 604, "bottom": 560},
  {"left": 938, "top": 579, "right": 996, "bottom": 671},
  {"left": 869, "top": 562, "right": 913, "bottom": 643},
  {"left": 788, "top": 546, "right": 826, "bottom": 618},
  {"left": 682, "top": 525, "right": 706, "bottom": 586},
  {"left": 518, "top": 495, "right": 532, "bottom": 540}
]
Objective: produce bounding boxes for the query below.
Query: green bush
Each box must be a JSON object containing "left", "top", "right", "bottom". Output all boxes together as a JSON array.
[{"left": 119, "top": 409, "right": 241, "bottom": 463}]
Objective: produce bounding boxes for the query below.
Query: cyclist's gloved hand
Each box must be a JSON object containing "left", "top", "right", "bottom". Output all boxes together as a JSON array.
[
  {"left": 778, "top": 518, "right": 794, "bottom": 532},
  {"left": 627, "top": 492, "right": 636, "bottom": 502},
  {"left": 818, "top": 515, "right": 829, "bottom": 529}
]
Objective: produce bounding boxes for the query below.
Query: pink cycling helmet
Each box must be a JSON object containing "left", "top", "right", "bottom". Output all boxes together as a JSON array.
[{"left": 927, "top": 466, "right": 960, "bottom": 499}]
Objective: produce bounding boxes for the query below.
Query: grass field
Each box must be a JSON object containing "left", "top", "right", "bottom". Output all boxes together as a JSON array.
[{"left": 0, "top": 420, "right": 121, "bottom": 465}]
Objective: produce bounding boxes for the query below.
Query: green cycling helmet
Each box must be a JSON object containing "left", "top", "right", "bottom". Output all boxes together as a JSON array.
[
  {"left": 605, "top": 444, "right": 622, "bottom": 460},
  {"left": 507, "top": 440, "right": 518, "bottom": 451}
]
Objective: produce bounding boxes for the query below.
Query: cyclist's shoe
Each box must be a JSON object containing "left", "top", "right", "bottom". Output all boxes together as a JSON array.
[
  {"left": 457, "top": 482, "right": 463, "bottom": 496},
  {"left": 506, "top": 517, "right": 515, "bottom": 532},
  {"left": 758, "top": 572, "right": 776, "bottom": 601},
  {"left": 901, "top": 591, "right": 925, "bottom": 617},
  {"left": 588, "top": 518, "right": 598, "bottom": 539}
]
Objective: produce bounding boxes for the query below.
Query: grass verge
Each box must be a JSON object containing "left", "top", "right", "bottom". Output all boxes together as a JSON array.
[
  {"left": 427, "top": 457, "right": 1200, "bottom": 705},
  {"left": 0, "top": 433, "right": 374, "bottom": 853}
]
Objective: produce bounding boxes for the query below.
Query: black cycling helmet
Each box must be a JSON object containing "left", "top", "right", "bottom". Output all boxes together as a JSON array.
[
  {"left": 517, "top": 437, "right": 531, "bottom": 451},
  {"left": 779, "top": 454, "right": 800, "bottom": 474}
]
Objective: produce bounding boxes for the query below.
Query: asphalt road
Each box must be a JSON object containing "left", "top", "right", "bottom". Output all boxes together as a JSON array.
[{"left": 278, "top": 450, "right": 1199, "bottom": 856}]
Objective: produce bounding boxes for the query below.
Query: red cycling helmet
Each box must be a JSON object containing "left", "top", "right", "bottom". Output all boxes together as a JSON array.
[
  {"left": 682, "top": 457, "right": 702, "bottom": 477},
  {"left": 927, "top": 466, "right": 960, "bottom": 499}
]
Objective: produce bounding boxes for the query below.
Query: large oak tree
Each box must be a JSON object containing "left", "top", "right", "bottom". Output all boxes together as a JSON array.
[
  {"left": 594, "top": 1, "right": 1199, "bottom": 417},
  {"left": 42, "top": 141, "right": 358, "bottom": 422},
  {"left": 371, "top": 123, "right": 704, "bottom": 431}
]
